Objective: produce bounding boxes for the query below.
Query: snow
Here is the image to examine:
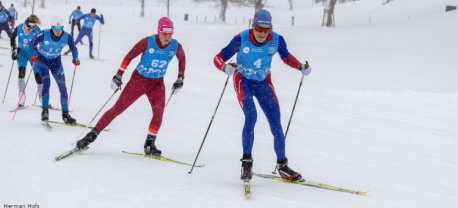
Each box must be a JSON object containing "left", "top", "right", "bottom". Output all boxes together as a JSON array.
[{"left": 1, "top": 0, "right": 458, "bottom": 207}]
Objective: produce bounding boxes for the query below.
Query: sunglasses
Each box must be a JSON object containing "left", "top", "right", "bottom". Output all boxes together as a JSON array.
[
  {"left": 159, "top": 27, "right": 174, "bottom": 34},
  {"left": 52, "top": 25, "right": 64, "bottom": 31},
  {"left": 253, "top": 25, "right": 272, "bottom": 33},
  {"left": 26, "top": 22, "right": 36, "bottom": 29}
]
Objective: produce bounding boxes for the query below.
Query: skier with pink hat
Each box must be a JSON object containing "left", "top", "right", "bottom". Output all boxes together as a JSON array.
[{"left": 76, "top": 17, "right": 186, "bottom": 156}]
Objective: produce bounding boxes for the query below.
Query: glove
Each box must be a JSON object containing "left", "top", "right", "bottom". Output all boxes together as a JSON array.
[
  {"left": 72, "top": 58, "right": 80, "bottom": 66},
  {"left": 69, "top": 21, "right": 71, "bottom": 24},
  {"left": 300, "top": 61, "right": 311, "bottom": 76},
  {"left": 100, "top": 14, "right": 104, "bottom": 21},
  {"left": 11, "top": 48, "right": 17, "bottom": 60},
  {"left": 171, "top": 79, "right": 183, "bottom": 94},
  {"left": 223, "top": 62, "right": 237, "bottom": 76},
  {"left": 111, "top": 74, "right": 123, "bottom": 90},
  {"left": 30, "top": 55, "right": 38, "bottom": 63}
]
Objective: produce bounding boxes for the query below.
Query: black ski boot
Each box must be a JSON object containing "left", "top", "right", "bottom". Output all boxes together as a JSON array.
[
  {"left": 63, "top": 49, "right": 71, "bottom": 56},
  {"left": 89, "top": 52, "right": 94, "bottom": 59},
  {"left": 76, "top": 128, "right": 100, "bottom": 149},
  {"left": 144, "top": 134, "right": 161, "bottom": 156},
  {"left": 62, "top": 110, "right": 76, "bottom": 124},
  {"left": 41, "top": 106, "right": 49, "bottom": 121},
  {"left": 276, "top": 158, "right": 302, "bottom": 181},
  {"left": 240, "top": 154, "right": 253, "bottom": 180}
]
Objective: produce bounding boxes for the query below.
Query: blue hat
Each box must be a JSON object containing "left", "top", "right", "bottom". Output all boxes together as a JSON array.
[
  {"left": 77, "top": 6, "right": 81, "bottom": 9},
  {"left": 253, "top": 9, "right": 272, "bottom": 26}
]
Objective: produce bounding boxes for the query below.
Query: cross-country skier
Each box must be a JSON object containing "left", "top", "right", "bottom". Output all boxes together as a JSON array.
[
  {"left": 75, "top": 17, "right": 186, "bottom": 156},
  {"left": 213, "top": 9, "right": 311, "bottom": 181},
  {"left": 0, "top": 1, "right": 13, "bottom": 39},
  {"left": 68, "top": 6, "right": 84, "bottom": 44},
  {"left": 8, "top": 3, "right": 17, "bottom": 29},
  {"left": 63, "top": 8, "right": 104, "bottom": 59},
  {"left": 29, "top": 16, "right": 80, "bottom": 124},
  {"left": 10, "top": 15, "right": 43, "bottom": 107}
]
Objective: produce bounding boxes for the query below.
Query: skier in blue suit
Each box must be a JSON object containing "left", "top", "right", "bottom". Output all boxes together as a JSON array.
[
  {"left": 10, "top": 15, "right": 42, "bottom": 106},
  {"left": 29, "top": 16, "right": 80, "bottom": 124},
  {"left": 0, "top": 1, "right": 12, "bottom": 39},
  {"left": 8, "top": 3, "right": 17, "bottom": 29},
  {"left": 64, "top": 8, "right": 104, "bottom": 59},
  {"left": 213, "top": 9, "right": 311, "bottom": 182},
  {"left": 68, "top": 6, "right": 84, "bottom": 44}
]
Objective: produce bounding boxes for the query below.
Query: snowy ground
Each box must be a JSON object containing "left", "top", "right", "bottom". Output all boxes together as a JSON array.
[{"left": 1, "top": 0, "right": 458, "bottom": 207}]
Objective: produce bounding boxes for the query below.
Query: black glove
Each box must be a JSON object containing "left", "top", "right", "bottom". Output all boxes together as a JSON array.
[
  {"left": 11, "top": 48, "right": 17, "bottom": 60},
  {"left": 172, "top": 79, "right": 183, "bottom": 94},
  {"left": 111, "top": 74, "right": 122, "bottom": 90},
  {"left": 100, "top": 14, "right": 104, "bottom": 21}
]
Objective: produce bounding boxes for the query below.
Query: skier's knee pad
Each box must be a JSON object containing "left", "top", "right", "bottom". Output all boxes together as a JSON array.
[
  {"left": 90, "top": 42, "right": 93, "bottom": 47},
  {"left": 34, "top": 73, "right": 43, "bottom": 84},
  {"left": 18, "top": 67, "right": 26, "bottom": 78}
]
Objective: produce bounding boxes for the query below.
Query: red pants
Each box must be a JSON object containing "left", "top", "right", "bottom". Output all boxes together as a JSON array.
[{"left": 95, "top": 70, "right": 165, "bottom": 134}]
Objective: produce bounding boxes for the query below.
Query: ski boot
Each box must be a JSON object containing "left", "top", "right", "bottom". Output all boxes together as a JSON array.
[
  {"left": 62, "top": 110, "right": 77, "bottom": 124},
  {"left": 240, "top": 154, "right": 253, "bottom": 180},
  {"left": 276, "top": 158, "right": 302, "bottom": 181},
  {"left": 41, "top": 106, "right": 49, "bottom": 121},
  {"left": 18, "top": 92, "right": 26, "bottom": 107},
  {"left": 144, "top": 134, "right": 161, "bottom": 156},
  {"left": 89, "top": 52, "right": 94, "bottom": 59},
  {"left": 76, "top": 128, "right": 100, "bottom": 150},
  {"left": 63, "top": 49, "right": 71, "bottom": 56}
]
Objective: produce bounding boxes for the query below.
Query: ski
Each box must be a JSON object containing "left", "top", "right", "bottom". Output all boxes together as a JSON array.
[
  {"left": 9, "top": 105, "right": 28, "bottom": 112},
  {"left": 32, "top": 104, "right": 72, "bottom": 112},
  {"left": 122, "top": 151, "right": 205, "bottom": 168},
  {"left": 55, "top": 147, "right": 89, "bottom": 161},
  {"left": 253, "top": 173, "right": 368, "bottom": 195},
  {"left": 41, "top": 120, "right": 52, "bottom": 129},
  {"left": 47, "top": 120, "right": 110, "bottom": 131},
  {"left": 244, "top": 179, "right": 251, "bottom": 198}
]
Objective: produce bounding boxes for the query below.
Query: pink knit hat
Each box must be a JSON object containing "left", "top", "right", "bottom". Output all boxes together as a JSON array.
[{"left": 157, "top": 17, "right": 174, "bottom": 34}]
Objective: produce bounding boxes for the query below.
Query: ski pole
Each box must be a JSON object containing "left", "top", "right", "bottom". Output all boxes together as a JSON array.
[
  {"left": 97, "top": 22, "right": 102, "bottom": 59},
  {"left": 34, "top": 91, "right": 38, "bottom": 104},
  {"left": 72, "top": 87, "right": 121, "bottom": 145},
  {"left": 12, "top": 66, "right": 35, "bottom": 120},
  {"left": 165, "top": 90, "right": 175, "bottom": 107},
  {"left": 272, "top": 73, "right": 306, "bottom": 174},
  {"left": 2, "top": 62, "right": 15, "bottom": 103},
  {"left": 68, "top": 65, "right": 77, "bottom": 108},
  {"left": 188, "top": 76, "right": 230, "bottom": 174}
]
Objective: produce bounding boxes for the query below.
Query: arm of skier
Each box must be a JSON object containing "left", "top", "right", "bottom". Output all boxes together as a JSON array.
[
  {"left": 10, "top": 27, "right": 18, "bottom": 49},
  {"left": 75, "top": 14, "right": 86, "bottom": 21},
  {"left": 29, "top": 31, "right": 44, "bottom": 54},
  {"left": 176, "top": 42, "right": 186, "bottom": 79},
  {"left": 68, "top": 11, "right": 74, "bottom": 23},
  {"left": 117, "top": 37, "right": 148, "bottom": 75},
  {"left": 213, "top": 34, "right": 241, "bottom": 71},
  {"left": 277, "top": 35, "right": 302, "bottom": 70},
  {"left": 110, "top": 37, "right": 148, "bottom": 89},
  {"left": 97, "top": 15, "right": 105, "bottom": 25},
  {"left": 67, "top": 36, "right": 79, "bottom": 60}
]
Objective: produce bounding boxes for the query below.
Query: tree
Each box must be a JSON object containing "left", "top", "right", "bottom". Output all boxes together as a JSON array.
[
  {"left": 254, "top": 0, "right": 267, "bottom": 12},
  {"left": 219, "top": 0, "right": 228, "bottom": 22},
  {"left": 166, "top": 0, "right": 171, "bottom": 18},
  {"left": 40, "top": 0, "right": 45, "bottom": 8},
  {"left": 138, "top": 0, "right": 145, "bottom": 17},
  {"left": 289, "top": 0, "right": 293, "bottom": 11},
  {"left": 322, "top": 0, "right": 337, "bottom": 27}
]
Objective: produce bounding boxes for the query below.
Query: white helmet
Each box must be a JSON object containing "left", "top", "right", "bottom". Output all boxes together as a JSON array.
[{"left": 50, "top": 16, "right": 64, "bottom": 26}]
